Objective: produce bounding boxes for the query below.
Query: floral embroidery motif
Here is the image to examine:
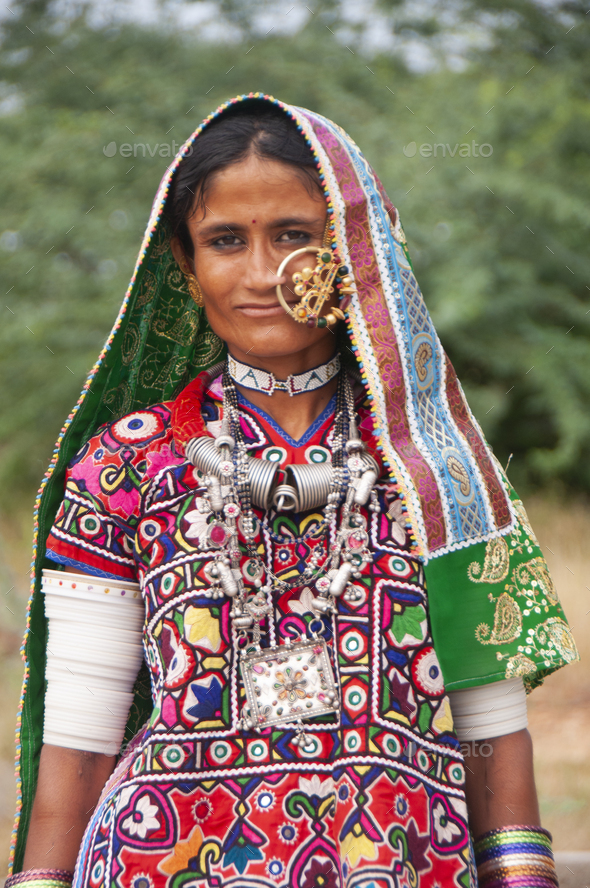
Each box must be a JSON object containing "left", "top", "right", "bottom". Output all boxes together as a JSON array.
[
  {"left": 501, "top": 618, "right": 578, "bottom": 675},
  {"left": 508, "top": 558, "right": 559, "bottom": 607},
  {"left": 273, "top": 668, "right": 308, "bottom": 703},
  {"left": 432, "top": 801, "right": 462, "bottom": 844},
  {"left": 122, "top": 795, "right": 160, "bottom": 839}
]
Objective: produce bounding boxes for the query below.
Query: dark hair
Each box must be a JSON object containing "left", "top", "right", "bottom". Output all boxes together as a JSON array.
[{"left": 166, "top": 101, "right": 321, "bottom": 257}]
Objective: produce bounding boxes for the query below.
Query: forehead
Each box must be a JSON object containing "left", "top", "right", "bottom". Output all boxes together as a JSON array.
[{"left": 197, "top": 154, "right": 324, "bottom": 217}]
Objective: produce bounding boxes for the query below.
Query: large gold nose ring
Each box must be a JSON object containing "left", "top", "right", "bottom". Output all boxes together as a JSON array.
[{"left": 275, "top": 245, "right": 353, "bottom": 328}]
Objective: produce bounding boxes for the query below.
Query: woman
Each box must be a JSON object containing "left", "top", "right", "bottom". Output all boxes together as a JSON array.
[{"left": 9, "top": 94, "right": 575, "bottom": 888}]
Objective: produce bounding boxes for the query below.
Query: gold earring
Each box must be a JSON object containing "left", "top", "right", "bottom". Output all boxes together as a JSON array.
[
  {"left": 186, "top": 272, "right": 204, "bottom": 307},
  {"left": 177, "top": 254, "right": 205, "bottom": 307}
]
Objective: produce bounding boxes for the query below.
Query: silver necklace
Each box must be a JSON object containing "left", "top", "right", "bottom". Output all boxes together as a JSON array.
[{"left": 186, "top": 362, "right": 380, "bottom": 749}]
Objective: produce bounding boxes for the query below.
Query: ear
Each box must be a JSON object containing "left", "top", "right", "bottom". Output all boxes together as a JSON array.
[{"left": 170, "top": 236, "right": 193, "bottom": 275}]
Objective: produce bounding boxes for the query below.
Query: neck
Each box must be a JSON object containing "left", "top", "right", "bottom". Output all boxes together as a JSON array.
[{"left": 229, "top": 344, "right": 339, "bottom": 441}]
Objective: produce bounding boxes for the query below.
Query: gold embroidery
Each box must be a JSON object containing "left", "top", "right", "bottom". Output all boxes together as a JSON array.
[
  {"left": 140, "top": 355, "right": 189, "bottom": 393},
  {"left": 191, "top": 331, "right": 225, "bottom": 368},
  {"left": 505, "top": 653, "right": 536, "bottom": 679},
  {"left": 165, "top": 261, "right": 190, "bottom": 295},
  {"left": 512, "top": 498, "right": 540, "bottom": 547},
  {"left": 475, "top": 592, "right": 522, "bottom": 645},
  {"left": 510, "top": 558, "right": 558, "bottom": 606},
  {"left": 136, "top": 270, "right": 158, "bottom": 307},
  {"left": 121, "top": 323, "right": 140, "bottom": 366},
  {"left": 150, "top": 227, "right": 171, "bottom": 259},
  {"left": 534, "top": 618, "right": 578, "bottom": 663},
  {"left": 152, "top": 309, "right": 199, "bottom": 346},
  {"left": 102, "top": 380, "right": 132, "bottom": 420},
  {"left": 498, "top": 617, "right": 578, "bottom": 683},
  {"left": 468, "top": 537, "right": 510, "bottom": 583}
]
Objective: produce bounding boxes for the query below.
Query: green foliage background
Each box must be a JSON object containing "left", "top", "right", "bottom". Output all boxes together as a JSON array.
[{"left": 1, "top": 0, "right": 589, "bottom": 506}]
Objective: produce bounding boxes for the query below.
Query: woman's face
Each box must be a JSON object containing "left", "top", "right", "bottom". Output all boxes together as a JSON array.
[{"left": 171, "top": 153, "right": 338, "bottom": 369}]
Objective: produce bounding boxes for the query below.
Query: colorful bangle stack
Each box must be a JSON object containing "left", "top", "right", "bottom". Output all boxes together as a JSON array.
[
  {"left": 5, "top": 869, "right": 74, "bottom": 888},
  {"left": 474, "top": 825, "right": 558, "bottom": 888}
]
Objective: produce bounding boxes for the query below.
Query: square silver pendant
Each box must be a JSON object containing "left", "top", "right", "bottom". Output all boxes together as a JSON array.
[{"left": 240, "top": 638, "right": 339, "bottom": 729}]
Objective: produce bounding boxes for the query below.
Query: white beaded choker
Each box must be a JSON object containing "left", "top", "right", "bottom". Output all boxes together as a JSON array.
[{"left": 227, "top": 353, "right": 341, "bottom": 397}]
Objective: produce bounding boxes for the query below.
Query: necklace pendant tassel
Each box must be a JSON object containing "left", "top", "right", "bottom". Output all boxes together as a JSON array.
[{"left": 292, "top": 721, "right": 317, "bottom": 751}]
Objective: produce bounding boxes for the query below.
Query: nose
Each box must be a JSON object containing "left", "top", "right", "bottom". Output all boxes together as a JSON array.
[{"left": 241, "top": 243, "right": 287, "bottom": 294}]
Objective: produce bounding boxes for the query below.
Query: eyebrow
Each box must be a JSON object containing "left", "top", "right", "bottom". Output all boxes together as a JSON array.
[{"left": 196, "top": 216, "right": 324, "bottom": 238}]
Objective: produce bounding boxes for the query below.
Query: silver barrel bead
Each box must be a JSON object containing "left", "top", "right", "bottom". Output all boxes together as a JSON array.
[
  {"left": 248, "top": 458, "right": 280, "bottom": 510},
  {"left": 217, "top": 561, "right": 239, "bottom": 597},
  {"left": 186, "top": 436, "right": 221, "bottom": 475},
  {"left": 287, "top": 462, "right": 333, "bottom": 511},
  {"left": 329, "top": 562, "right": 353, "bottom": 597},
  {"left": 187, "top": 436, "right": 280, "bottom": 510},
  {"left": 204, "top": 475, "right": 224, "bottom": 512},
  {"left": 353, "top": 455, "right": 380, "bottom": 506}
]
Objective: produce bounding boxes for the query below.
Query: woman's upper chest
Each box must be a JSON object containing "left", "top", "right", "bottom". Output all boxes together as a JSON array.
[
  {"left": 135, "top": 395, "right": 343, "bottom": 606},
  {"left": 132, "top": 392, "right": 405, "bottom": 618}
]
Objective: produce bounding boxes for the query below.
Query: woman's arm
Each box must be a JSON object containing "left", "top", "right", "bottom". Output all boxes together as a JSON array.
[
  {"left": 22, "top": 744, "right": 116, "bottom": 870},
  {"left": 23, "top": 566, "right": 137, "bottom": 871},
  {"left": 463, "top": 728, "right": 540, "bottom": 837}
]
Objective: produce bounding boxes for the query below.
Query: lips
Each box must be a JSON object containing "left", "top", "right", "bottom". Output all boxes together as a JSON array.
[{"left": 236, "top": 300, "right": 297, "bottom": 317}]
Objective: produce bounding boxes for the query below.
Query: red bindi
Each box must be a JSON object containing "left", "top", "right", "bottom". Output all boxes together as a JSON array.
[{"left": 252, "top": 219, "right": 256, "bottom": 223}]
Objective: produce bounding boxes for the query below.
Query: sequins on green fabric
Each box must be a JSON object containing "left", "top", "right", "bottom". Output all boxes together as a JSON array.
[{"left": 425, "top": 480, "right": 578, "bottom": 693}]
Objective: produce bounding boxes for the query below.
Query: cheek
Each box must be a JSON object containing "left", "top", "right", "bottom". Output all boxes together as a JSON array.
[
  {"left": 199, "top": 262, "right": 231, "bottom": 296},
  {"left": 197, "top": 261, "right": 237, "bottom": 318}
]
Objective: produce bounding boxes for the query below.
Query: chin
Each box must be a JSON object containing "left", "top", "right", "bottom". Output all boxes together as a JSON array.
[{"left": 237, "top": 331, "right": 330, "bottom": 361}]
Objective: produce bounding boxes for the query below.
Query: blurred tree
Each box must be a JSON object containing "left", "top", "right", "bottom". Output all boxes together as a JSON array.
[{"left": 0, "top": 0, "right": 588, "bottom": 505}]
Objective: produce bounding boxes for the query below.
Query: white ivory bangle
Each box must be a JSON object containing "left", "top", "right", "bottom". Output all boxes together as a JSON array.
[
  {"left": 41, "top": 569, "right": 145, "bottom": 754},
  {"left": 448, "top": 677, "right": 528, "bottom": 741}
]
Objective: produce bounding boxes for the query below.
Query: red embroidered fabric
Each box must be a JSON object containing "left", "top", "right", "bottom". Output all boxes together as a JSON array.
[{"left": 46, "top": 384, "right": 473, "bottom": 888}]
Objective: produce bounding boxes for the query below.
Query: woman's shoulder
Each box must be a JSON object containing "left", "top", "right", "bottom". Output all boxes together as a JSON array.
[
  {"left": 98, "top": 401, "right": 174, "bottom": 447},
  {"left": 69, "top": 400, "right": 185, "bottom": 480}
]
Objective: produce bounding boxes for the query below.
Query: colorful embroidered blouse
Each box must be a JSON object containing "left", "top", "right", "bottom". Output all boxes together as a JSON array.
[{"left": 47, "top": 385, "right": 475, "bottom": 888}]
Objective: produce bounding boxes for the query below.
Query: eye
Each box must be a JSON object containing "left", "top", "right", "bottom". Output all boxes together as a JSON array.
[
  {"left": 277, "top": 230, "right": 311, "bottom": 243},
  {"left": 212, "top": 234, "right": 242, "bottom": 247}
]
